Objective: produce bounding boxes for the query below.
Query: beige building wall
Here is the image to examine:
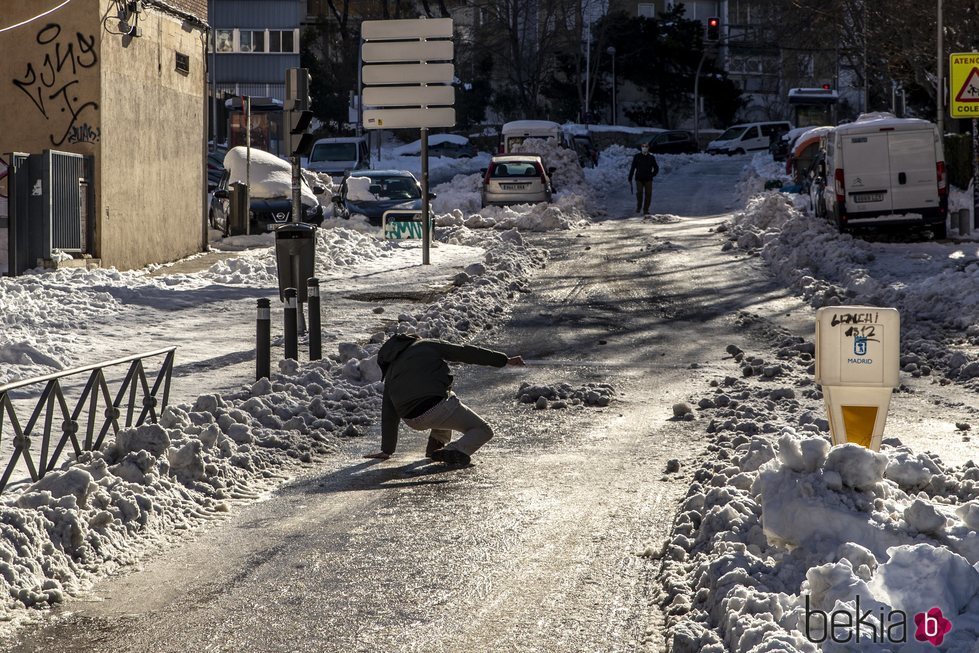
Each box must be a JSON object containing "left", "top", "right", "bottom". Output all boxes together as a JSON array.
[
  {"left": 0, "top": 0, "right": 206, "bottom": 271},
  {"left": 0, "top": 1, "right": 100, "bottom": 161},
  {"left": 98, "top": 1, "right": 207, "bottom": 270}
]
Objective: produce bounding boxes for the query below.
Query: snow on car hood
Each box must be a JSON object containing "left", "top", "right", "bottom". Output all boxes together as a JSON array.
[{"left": 224, "top": 146, "right": 319, "bottom": 206}]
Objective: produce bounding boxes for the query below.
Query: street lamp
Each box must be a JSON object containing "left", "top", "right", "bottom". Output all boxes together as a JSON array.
[{"left": 607, "top": 46, "right": 616, "bottom": 126}]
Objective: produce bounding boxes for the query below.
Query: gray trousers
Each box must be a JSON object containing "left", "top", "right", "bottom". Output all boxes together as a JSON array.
[{"left": 402, "top": 393, "right": 493, "bottom": 456}]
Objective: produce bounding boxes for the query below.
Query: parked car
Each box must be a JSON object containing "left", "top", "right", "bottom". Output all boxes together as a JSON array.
[
  {"left": 807, "top": 151, "right": 829, "bottom": 219},
  {"left": 769, "top": 127, "right": 809, "bottom": 161},
  {"left": 707, "top": 121, "right": 793, "bottom": 155},
  {"left": 206, "top": 144, "right": 228, "bottom": 191},
  {"left": 209, "top": 169, "right": 325, "bottom": 234},
  {"left": 640, "top": 130, "right": 699, "bottom": 154},
  {"left": 332, "top": 169, "right": 427, "bottom": 226},
  {"left": 817, "top": 113, "right": 948, "bottom": 238},
  {"left": 786, "top": 126, "right": 834, "bottom": 183},
  {"left": 480, "top": 154, "right": 554, "bottom": 207},
  {"left": 307, "top": 137, "right": 371, "bottom": 177}
]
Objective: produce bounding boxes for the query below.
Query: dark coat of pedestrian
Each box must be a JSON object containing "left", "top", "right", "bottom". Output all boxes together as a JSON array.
[
  {"left": 628, "top": 144, "right": 660, "bottom": 215},
  {"left": 364, "top": 334, "right": 525, "bottom": 466}
]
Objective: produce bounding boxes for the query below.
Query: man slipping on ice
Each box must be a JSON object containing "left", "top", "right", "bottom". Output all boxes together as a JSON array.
[{"left": 364, "top": 334, "right": 525, "bottom": 466}]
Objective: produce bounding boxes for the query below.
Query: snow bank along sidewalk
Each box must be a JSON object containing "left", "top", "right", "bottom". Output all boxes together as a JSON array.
[
  {"left": 0, "top": 217, "right": 550, "bottom": 629},
  {"left": 719, "top": 171, "right": 979, "bottom": 391},
  {"left": 657, "top": 314, "right": 979, "bottom": 652}
]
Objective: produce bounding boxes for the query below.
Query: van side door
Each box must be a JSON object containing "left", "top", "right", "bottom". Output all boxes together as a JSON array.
[{"left": 887, "top": 130, "right": 937, "bottom": 212}]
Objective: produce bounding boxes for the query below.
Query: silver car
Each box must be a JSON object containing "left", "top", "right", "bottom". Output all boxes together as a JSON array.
[{"left": 480, "top": 155, "right": 554, "bottom": 207}]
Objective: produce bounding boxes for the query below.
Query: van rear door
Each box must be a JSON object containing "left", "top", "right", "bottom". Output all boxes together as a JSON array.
[
  {"left": 887, "top": 130, "right": 937, "bottom": 213},
  {"left": 843, "top": 132, "right": 892, "bottom": 213}
]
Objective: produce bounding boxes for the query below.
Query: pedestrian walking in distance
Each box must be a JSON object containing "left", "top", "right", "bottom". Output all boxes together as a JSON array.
[
  {"left": 364, "top": 334, "right": 525, "bottom": 466},
  {"left": 628, "top": 143, "right": 660, "bottom": 216}
]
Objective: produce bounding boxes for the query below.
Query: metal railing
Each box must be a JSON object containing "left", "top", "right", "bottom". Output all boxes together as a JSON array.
[{"left": 0, "top": 347, "right": 176, "bottom": 494}]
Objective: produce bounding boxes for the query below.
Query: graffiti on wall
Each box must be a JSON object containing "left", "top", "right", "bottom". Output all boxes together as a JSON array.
[{"left": 11, "top": 23, "right": 100, "bottom": 147}]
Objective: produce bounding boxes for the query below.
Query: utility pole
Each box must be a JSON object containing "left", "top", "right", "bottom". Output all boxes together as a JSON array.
[{"left": 937, "top": 0, "right": 944, "bottom": 136}]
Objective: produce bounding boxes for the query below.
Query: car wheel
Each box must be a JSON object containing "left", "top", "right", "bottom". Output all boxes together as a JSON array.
[{"left": 734, "top": 148, "right": 745, "bottom": 155}]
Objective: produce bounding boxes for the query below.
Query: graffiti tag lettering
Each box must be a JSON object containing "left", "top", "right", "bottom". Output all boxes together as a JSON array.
[
  {"left": 67, "top": 123, "right": 101, "bottom": 144},
  {"left": 11, "top": 23, "right": 99, "bottom": 147}
]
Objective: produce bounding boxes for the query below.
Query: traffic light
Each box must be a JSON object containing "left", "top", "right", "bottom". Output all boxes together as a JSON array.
[
  {"left": 706, "top": 17, "right": 720, "bottom": 42},
  {"left": 285, "top": 68, "right": 313, "bottom": 157},
  {"left": 286, "top": 108, "right": 315, "bottom": 157},
  {"left": 286, "top": 67, "right": 312, "bottom": 111}
]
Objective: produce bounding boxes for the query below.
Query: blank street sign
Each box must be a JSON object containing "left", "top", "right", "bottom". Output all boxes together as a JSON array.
[
  {"left": 362, "top": 40, "right": 453, "bottom": 63},
  {"left": 362, "top": 17, "right": 453, "bottom": 40},
  {"left": 363, "top": 85, "right": 455, "bottom": 107},
  {"left": 364, "top": 107, "right": 455, "bottom": 129},
  {"left": 363, "top": 63, "right": 454, "bottom": 85}
]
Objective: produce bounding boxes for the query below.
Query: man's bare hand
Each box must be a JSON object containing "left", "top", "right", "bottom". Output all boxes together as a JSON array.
[
  {"left": 507, "top": 355, "right": 526, "bottom": 366},
  {"left": 363, "top": 452, "right": 391, "bottom": 460}
]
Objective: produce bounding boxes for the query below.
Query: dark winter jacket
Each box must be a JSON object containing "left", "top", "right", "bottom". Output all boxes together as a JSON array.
[
  {"left": 628, "top": 152, "right": 660, "bottom": 183},
  {"left": 377, "top": 335, "right": 508, "bottom": 454}
]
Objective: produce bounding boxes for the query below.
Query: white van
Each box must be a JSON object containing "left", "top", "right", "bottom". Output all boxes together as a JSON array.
[
  {"left": 500, "top": 120, "right": 595, "bottom": 167},
  {"left": 818, "top": 113, "right": 948, "bottom": 238},
  {"left": 706, "top": 121, "right": 792, "bottom": 155},
  {"left": 501, "top": 120, "right": 563, "bottom": 152},
  {"left": 307, "top": 137, "right": 370, "bottom": 177}
]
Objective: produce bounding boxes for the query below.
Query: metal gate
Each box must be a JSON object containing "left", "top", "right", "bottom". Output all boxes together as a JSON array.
[{"left": 5, "top": 149, "right": 93, "bottom": 276}]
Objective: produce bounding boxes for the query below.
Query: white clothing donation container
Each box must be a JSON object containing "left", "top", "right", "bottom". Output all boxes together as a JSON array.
[{"left": 815, "top": 306, "right": 900, "bottom": 450}]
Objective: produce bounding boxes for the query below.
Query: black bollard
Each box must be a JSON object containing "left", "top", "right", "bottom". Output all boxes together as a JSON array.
[
  {"left": 284, "top": 288, "right": 298, "bottom": 361},
  {"left": 256, "top": 298, "right": 271, "bottom": 380},
  {"left": 308, "top": 277, "right": 321, "bottom": 361}
]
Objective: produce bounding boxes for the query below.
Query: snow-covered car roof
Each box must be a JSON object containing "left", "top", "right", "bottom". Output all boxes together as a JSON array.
[
  {"left": 490, "top": 154, "right": 545, "bottom": 162},
  {"left": 223, "top": 146, "right": 318, "bottom": 205},
  {"left": 835, "top": 114, "right": 935, "bottom": 135},
  {"left": 345, "top": 169, "right": 417, "bottom": 179}
]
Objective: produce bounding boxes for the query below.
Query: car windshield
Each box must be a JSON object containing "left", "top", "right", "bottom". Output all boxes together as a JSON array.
[
  {"left": 364, "top": 176, "right": 420, "bottom": 201},
  {"left": 718, "top": 127, "right": 748, "bottom": 141},
  {"left": 310, "top": 143, "right": 357, "bottom": 162}
]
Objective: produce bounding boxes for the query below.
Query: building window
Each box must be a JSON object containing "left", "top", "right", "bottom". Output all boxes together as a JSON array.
[
  {"left": 269, "top": 30, "right": 297, "bottom": 53},
  {"left": 175, "top": 52, "right": 190, "bottom": 74},
  {"left": 239, "top": 30, "right": 266, "bottom": 53},
  {"left": 637, "top": 3, "right": 655, "bottom": 18},
  {"left": 214, "top": 29, "right": 234, "bottom": 53}
]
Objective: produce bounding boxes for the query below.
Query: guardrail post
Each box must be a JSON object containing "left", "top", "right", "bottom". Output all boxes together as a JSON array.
[
  {"left": 257, "top": 298, "right": 271, "bottom": 380},
  {"left": 308, "top": 278, "right": 321, "bottom": 361},
  {"left": 284, "top": 288, "right": 298, "bottom": 361}
]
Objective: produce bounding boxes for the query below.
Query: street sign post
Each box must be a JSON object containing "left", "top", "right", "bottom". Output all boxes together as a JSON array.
[
  {"left": 361, "top": 17, "right": 455, "bottom": 265},
  {"left": 815, "top": 306, "right": 900, "bottom": 451},
  {"left": 950, "top": 53, "right": 979, "bottom": 229}
]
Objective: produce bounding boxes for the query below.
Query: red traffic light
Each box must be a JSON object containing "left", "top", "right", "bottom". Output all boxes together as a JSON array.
[{"left": 706, "top": 17, "right": 720, "bottom": 41}]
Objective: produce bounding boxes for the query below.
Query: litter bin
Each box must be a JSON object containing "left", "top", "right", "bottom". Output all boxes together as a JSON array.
[
  {"left": 228, "top": 182, "right": 249, "bottom": 236},
  {"left": 275, "top": 223, "right": 317, "bottom": 302}
]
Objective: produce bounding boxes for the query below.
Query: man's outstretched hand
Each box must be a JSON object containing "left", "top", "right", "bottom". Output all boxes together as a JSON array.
[
  {"left": 507, "top": 355, "right": 526, "bottom": 366},
  {"left": 363, "top": 452, "right": 391, "bottom": 460}
]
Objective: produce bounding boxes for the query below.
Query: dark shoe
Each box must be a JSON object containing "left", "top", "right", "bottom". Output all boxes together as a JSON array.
[
  {"left": 425, "top": 436, "right": 447, "bottom": 458},
  {"left": 430, "top": 448, "right": 471, "bottom": 466}
]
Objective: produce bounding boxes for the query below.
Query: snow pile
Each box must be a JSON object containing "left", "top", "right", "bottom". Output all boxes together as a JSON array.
[
  {"left": 0, "top": 368, "right": 357, "bottom": 620},
  {"left": 511, "top": 136, "right": 586, "bottom": 197},
  {"left": 657, "top": 333, "right": 979, "bottom": 652},
  {"left": 224, "top": 146, "right": 320, "bottom": 206},
  {"left": 734, "top": 153, "right": 791, "bottom": 206},
  {"left": 391, "top": 133, "right": 470, "bottom": 156},
  {"left": 720, "top": 186, "right": 979, "bottom": 385},
  {"left": 0, "top": 222, "right": 547, "bottom": 625},
  {"left": 344, "top": 176, "right": 379, "bottom": 202},
  {"left": 516, "top": 381, "right": 615, "bottom": 409}
]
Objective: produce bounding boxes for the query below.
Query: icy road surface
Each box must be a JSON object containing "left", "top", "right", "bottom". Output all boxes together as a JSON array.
[{"left": 3, "top": 155, "right": 974, "bottom": 652}]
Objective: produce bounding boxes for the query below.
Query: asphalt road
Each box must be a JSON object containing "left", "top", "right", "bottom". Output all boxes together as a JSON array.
[{"left": 0, "top": 155, "right": 810, "bottom": 652}]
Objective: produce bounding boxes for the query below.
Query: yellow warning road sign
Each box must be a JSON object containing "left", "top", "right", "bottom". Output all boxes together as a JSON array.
[{"left": 950, "top": 53, "right": 979, "bottom": 118}]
